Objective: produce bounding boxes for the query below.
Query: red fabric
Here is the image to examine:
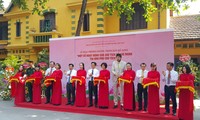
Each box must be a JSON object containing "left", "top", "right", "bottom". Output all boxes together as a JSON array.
[
  {"left": 98, "top": 69, "right": 110, "bottom": 107},
  {"left": 123, "top": 70, "right": 136, "bottom": 110},
  {"left": 178, "top": 73, "right": 194, "bottom": 120},
  {"left": 31, "top": 71, "right": 43, "bottom": 104},
  {"left": 147, "top": 71, "right": 160, "bottom": 115},
  {"left": 11, "top": 82, "right": 16, "bottom": 97},
  {"left": 50, "top": 70, "right": 63, "bottom": 105},
  {"left": 75, "top": 70, "right": 87, "bottom": 107},
  {"left": 13, "top": 72, "right": 25, "bottom": 105},
  {"left": 142, "top": 78, "right": 159, "bottom": 88}
]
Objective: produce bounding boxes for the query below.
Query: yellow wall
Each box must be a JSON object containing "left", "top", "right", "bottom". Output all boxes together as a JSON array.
[{"left": 1, "top": 0, "right": 169, "bottom": 62}]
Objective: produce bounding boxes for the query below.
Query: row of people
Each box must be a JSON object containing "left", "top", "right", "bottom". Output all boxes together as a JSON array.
[{"left": 10, "top": 54, "right": 194, "bottom": 120}]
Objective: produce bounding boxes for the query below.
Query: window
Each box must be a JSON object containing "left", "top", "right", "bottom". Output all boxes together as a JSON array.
[
  {"left": 195, "top": 43, "right": 200, "bottom": 48},
  {"left": 189, "top": 43, "right": 194, "bottom": 48},
  {"left": 120, "top": 3, "right": 147, "bottom": 31},
  {"left": 40, "top": 12, "right": 56, "bottom": 32},
  {"left": 176, "top": 44, "right": 182, "bottom": 48},
  {"left": 0, "top": 21, "right": 8, "bottom": 40},
  {"left": 16, "top": 21, "right": 21, "bottom": 37},
  {"left": 83, "top": 13, "right": 90, "bottom": 31},
  {"left": 182, "top": 44, "right": 188, "bottom": 48}
]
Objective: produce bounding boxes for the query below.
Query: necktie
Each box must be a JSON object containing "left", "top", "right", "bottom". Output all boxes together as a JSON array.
[
  {"left": 167, "top": 71, "right": 171, "bottom": 84},
  {"left": 91, "top": 69, "right": 94, "bottom": 81},
  {"left": 49, "top": 68, "right": 52, "bottom": 75},
  {"left": 141, "top": 70, "right": 144, "bottom": 83},
  {"left": 68, "top": 70, "right": 72, "bottom": 83}
]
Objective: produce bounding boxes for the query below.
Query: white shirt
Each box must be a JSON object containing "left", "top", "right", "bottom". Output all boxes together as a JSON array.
[
  {"left": 64, "top": 69, "right": 77, "bottom": 83},
  {"left": 162, "top": 70, "right": 178, "bottom": 86},
  {"left": 87, "top": 68, "right": 99, "bottom": 81},
  {"left": 112, "top": 60, "right": 126, "bottom": 77},
  {"left": 136, "top": 69, "right": 148, "bottom": 83},
  {"left": 45, "top": 67, "right": 56, "bottom": 76}
]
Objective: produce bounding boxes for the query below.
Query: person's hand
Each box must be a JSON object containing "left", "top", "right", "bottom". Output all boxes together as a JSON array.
[
  {"left": 89, "top": 73, "right": 93, "bottom": 76},
  {"left": 162, "top": 71, "right": 166, "bottom": 76}
]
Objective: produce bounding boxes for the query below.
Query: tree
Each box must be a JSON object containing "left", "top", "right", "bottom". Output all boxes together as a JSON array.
[{"left": 75, "top": 0, "right": 87, "bottom": 36}]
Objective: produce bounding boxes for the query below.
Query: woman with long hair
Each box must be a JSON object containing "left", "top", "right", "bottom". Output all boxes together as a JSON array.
[
  {"left": 147, "top": 63, "right": 160, "bottom": 114},
  {"left": 178, "top": 64, "right": 195, "bottom": 120},
  {"left": 13, "top": 65, "right": 25, "bottom": 105}
]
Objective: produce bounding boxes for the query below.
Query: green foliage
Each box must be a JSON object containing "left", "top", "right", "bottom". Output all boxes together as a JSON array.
[
  {"left": 0, "top": 0, "right": 3, "bottom": 11},
  {"left": 37, "top": 48, "right": 49, "bottom": 65},
  {"left": 99, "top": 0, "right": 194, "bottom": 22},
  {"left": 2, "top": 55, "right": 22, "bottom": 71}
]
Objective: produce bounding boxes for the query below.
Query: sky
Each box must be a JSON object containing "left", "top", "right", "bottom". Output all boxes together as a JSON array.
[{"left": 2, "top": 0, "right": 200, "bottom": 16}]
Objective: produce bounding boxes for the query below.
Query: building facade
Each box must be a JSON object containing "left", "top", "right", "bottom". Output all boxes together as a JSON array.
[
  {"left": 170, "top": 14, "right": 200, "bottom": 65},
  {"left": 0, "top": 0, "right": 170, "bottom": 62}
]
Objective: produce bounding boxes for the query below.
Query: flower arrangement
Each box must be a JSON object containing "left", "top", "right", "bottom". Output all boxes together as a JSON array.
[
  {"left": 0, "top": 67, "right": 15, "bottom": 100},
  {"left": 176, "top": 54, "right": 200, "bottom": 99}
]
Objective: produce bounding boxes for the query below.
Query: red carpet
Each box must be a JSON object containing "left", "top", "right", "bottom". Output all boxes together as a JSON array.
[{"left": 15, "top": 98, "right": 178, "bottom": 120}]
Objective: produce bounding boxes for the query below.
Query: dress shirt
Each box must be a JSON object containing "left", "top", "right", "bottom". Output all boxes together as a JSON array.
[
  {"left": 45, "top": 67, "right": 56, "bottom": 76},
  {"left": 87, "top": 68, "right": 99, "bottom": 81},
  {"left": 136, "top": 69, "right": 148, "bottom": 84},
  {"left": 64, "top": 69, "right": 77, "bottom": 83},
  {"left": 162, "top": 70, "right": 178, "bottom": 86}
]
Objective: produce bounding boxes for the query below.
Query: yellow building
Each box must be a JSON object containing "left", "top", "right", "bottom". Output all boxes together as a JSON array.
[
  {"left": 170, "top": 14, "right": 200, "bottom": 64},
  {"left": 0, "top": 0, "right": 170, "bottom": 62}
]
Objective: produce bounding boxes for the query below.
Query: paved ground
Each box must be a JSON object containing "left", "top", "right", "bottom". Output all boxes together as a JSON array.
[
  {"left": 0, "top": 98, "right": 200, "bottom": 120},
  {"left": 0, "top": 99, "right": 132, "bottom": 120}
]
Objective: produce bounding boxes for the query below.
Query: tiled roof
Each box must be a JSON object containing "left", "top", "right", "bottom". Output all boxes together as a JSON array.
[{"left": 170, "top": 14, "right": 200, "bottom": 40}]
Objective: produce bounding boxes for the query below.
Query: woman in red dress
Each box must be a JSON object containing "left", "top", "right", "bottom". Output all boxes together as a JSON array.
[
  {"left": 178, "top": 64, "right": 195, "bottom": 120},
  {"left": 98, "top": 62, "right": 110, "bottom": 109},
  {"left": 123, "top": 62, "right": 136, "bottom": 111},
  {"left": 31, "top": 65, "right": 43, "bottom": 104},
  {"left": 75, "top": 62, "right": 87, "bottom": 107},
  {"left": 147, "top": 63, "right": 160, "bottom": 115},
  {"left": 14, "top": 65, "right": 25, "bottom": 105},
  {"left": 50, "top": 63, "right": 63, "bottom": 105}
]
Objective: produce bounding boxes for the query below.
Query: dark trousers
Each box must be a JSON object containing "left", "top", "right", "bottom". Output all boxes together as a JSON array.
[
  {"left": 88, "top": 81, "right": 98, "bottom": 106},
  {"left": 137, "top": 83, "right": 148, "bottom": 110},
  {"left": 66, "top": 83, "right": 75, "bottom": 103},
  {"left": 45, "top": 84, "right": 53, "bottom": 102},
  {"left": 26, "top": 82, "right": 33, "bottom": 101},
  {"left": 165, "top": 85, "right": 177, "bottom": 113}
]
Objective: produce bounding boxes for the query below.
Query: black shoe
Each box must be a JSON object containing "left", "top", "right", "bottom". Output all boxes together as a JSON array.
[
  {"left": 172, "top": 113, "right": 176, "bottom": 116},
  {"left": 120, "top": 105, "right": 124, "bottom": 110},
  {"left": 113, "top": 105, "right": 118, "bottom": 109},
  {"left": 144, "top": 108, "right": 147, "bottom": 111},
  {"left": 27, "top": 100, "right": 32, "bottom": 103},
  {"left": 164, "top": 111, "right": 170, "bottom": 114},
  {"left": 95, "top": 105, "right": 98, "bottom": 108},
  {"left": 138, "top": 108, "right": 142, "bottom": 111},
  {"left": 71, "top": 103, "right": 74, "bottom": 106},
  {"left": 66, "top": 102, "right": 71, "bottom": 105},
  {"left": 88, "top": 104, "right": 93, "bottom": 107},
  {"left": 45, "top": 101, "right": 50, "bottom": 104}
]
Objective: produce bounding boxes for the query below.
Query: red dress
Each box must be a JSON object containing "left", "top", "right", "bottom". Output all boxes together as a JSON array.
[
  {"left": 147, "top": 71, "right": 160, "bottom": 114},
  {"left": 98, "top": 69, "right": 110, "bottom": 108},
  {"left": 31, "top": 71, "right": 43, "bottom": 104},
  {"left": 50, "top": 69, "right": 63, "bottom": 105},
  {"left": 13, "top": 71, "right": 25, "bottom": 105},
  {"left": 123, "top": 70, "right": 136, "bottom": 110},
  {"left": 178, "top": 73, "right": 194, "bottom": 120},
  {"left": 75, "top": 70, "right": 87, "bottom": 107},
  {"left": 11, "top": 81, "right": 16, "bottom": 97}
]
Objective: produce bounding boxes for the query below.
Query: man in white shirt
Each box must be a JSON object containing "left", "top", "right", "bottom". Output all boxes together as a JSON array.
[
  {"left": 87, "top": 62, "right": 99, "bottom": 107},
  {"left": 44, "top": 61, "right": 56, "bottom": 104},
  {"left": 65, "top": 64, "right": 77, "bottom": 106},
  {"left": 136, "top": 63, "right": 148, "bottom": 111},
  {"left": 162, "top": 62, "right": 178, "bottom": 116},
  {"left": 112, "top": 53, "right": 126, "bottom": 109}
]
